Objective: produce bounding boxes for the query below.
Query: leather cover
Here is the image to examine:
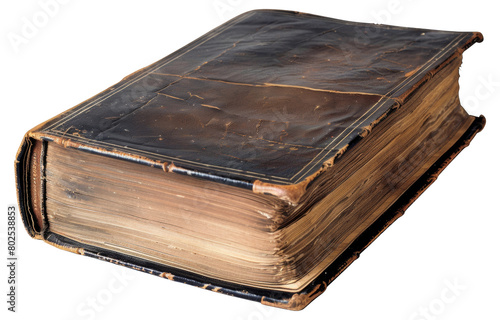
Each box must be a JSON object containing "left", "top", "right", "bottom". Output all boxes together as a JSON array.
[{"left": 15, "top": 10, "right": 484, "bottom": 310}]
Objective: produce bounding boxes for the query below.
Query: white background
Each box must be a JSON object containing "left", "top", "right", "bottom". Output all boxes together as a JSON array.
[{"left": 1, "top": 1, "right": 498, "bottom": 319}]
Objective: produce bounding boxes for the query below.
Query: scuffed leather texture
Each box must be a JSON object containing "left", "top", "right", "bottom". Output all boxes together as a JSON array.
[
  {"left": 15, "top": 9, "right": 485, "bottom": 310},
  {"left": 29, "top": 10, "right": 482, "bottom": 185}
]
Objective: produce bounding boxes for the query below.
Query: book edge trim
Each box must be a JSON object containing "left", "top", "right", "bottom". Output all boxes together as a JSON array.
[{"left": 15, "top": 115, "right": 485, "bottom": 310}]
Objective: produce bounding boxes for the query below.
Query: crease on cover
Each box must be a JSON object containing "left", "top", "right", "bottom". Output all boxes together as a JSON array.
[
  {"left": 252, "top": 32, "right": 483, "bottom": 205},
  {"left": 16, "top": 12, "right": 483, "bottom": 208}
]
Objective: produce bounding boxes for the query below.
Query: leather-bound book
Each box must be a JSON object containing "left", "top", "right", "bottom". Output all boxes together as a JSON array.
[{"left": 15, "top": 9, "right": 485, "bottom": 310}]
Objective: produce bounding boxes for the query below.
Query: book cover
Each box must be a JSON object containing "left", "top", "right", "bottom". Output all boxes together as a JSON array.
[{"left": 14, "top": 9, "right": 485, "bottom": 310}]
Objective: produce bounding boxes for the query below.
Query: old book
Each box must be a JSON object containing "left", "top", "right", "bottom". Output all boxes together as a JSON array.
[{"left": 15, "top": 10, "right": 484, "bottom": 310}]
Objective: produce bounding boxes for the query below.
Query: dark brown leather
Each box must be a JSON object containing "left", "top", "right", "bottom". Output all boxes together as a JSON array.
[
  {"left": 27, "top": 10, "right": 482, "bottom": 189},
  {"left": 15, "top": 9, "right": 485, "bottom": 311}
]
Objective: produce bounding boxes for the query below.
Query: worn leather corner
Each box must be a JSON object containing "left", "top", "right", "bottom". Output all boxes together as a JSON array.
[{"left": 260, "top": 282, "right": 327, "bottom": 311}]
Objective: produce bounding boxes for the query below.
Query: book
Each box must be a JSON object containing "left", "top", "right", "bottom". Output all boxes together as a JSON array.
[{"left": 15, "top": 9, "right": 485, "bottom": 310}]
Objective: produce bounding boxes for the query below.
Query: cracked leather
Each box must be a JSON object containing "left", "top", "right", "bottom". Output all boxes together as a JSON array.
[
  {"left": 15, "top": 9, "right": 485, "bottom": 310},
  {"left": 29, "top": 10, "right": 482, "bottom": 187}
]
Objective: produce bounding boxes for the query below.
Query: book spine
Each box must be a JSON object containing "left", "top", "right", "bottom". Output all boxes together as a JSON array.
[{"left": 14, "top": 135, "right": 46, "bottom": 239}]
